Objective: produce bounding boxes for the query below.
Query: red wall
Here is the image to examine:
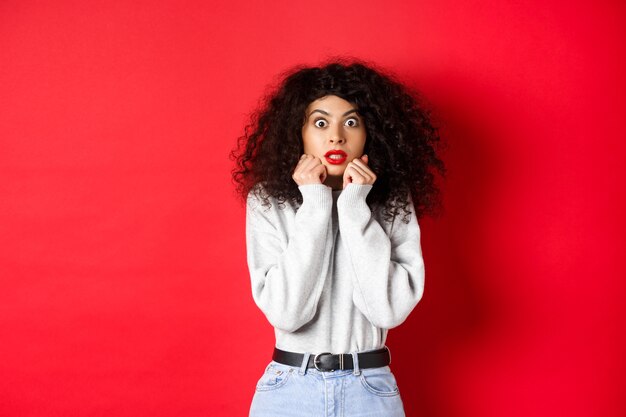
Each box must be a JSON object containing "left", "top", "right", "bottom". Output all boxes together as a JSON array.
[{"left": 1, "top": 1, "right": 624, "bottom": 416}]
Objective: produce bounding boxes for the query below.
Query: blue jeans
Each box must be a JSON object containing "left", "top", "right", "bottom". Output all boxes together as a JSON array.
[{"left": 249, "top": 351, "right": 406, "bottom": 417}]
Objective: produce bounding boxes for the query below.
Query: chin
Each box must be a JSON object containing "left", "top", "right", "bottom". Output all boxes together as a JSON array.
[{"left": 325, "top": 166, "right": 345, "bottom": 176}]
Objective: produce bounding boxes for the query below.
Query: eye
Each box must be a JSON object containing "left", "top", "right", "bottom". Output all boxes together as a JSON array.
[
  {"left": 344, "top": 117, "right": 359, "bottom": 127},
  {"left": 314, "top": 119, "right": 327, "bottom": 128}
]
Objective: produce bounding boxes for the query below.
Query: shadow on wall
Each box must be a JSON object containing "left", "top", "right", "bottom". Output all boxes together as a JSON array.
[{"left": 389, "top": 72, "right": 513, "bottom": 417}]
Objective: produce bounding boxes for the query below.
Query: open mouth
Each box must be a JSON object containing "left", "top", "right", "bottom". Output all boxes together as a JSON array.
[{"left": 324, "top": 150, "right": 347, "bottom": 165}]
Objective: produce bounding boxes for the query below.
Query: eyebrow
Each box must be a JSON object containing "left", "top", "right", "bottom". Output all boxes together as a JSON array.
[{"left": 308, "top": 109, "right": 359, "bottom": 118}]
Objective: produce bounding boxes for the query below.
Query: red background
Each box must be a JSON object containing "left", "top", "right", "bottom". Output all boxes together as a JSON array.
[{"left": 1, "top": 1, "right": 625, "bottom": 416}]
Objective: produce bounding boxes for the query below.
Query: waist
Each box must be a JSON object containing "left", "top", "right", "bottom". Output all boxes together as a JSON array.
[{"left": 272, "top": 346, "right": 391, "bottom": 371}]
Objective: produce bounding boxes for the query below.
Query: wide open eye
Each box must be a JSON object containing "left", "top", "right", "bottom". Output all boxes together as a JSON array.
[
  {"left": 314, "top": 119, "right": 328, "bottom": 128},
  {"left": 344, "top": 117, "right": 359, "bottom": 127}
]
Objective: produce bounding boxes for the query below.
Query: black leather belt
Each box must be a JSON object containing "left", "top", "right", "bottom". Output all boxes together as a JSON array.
[{"left": 272, "top": 346, "right": 391, "bottom": 372}]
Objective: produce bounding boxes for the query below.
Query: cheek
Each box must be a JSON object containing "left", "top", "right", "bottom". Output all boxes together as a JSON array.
[
  {"left": 301, "top": 128, "right": 311, "bottom": 152},
  {"left": 302, "top": 128, "right": 321, "bottom": 153},
  {"left": 351, "top": 131, "right": 367, "bottom": 152}
]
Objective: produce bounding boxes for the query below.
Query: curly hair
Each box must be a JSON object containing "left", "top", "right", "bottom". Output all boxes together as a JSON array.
[{"left": 230, "top": 58, "right": 446, "bottom": 222}]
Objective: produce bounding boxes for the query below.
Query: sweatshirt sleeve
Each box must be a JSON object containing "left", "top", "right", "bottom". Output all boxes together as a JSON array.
[
  {"left": 246, "top": 184, "right": 334, "bottom": 332},
  {"left": 336, "top": 183, "right": 425, "bottom": 329}
]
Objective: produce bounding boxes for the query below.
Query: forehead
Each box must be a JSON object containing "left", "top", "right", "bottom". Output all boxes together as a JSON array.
[{"left": 306, "top": 95, "right": 357, "bottom": 112}]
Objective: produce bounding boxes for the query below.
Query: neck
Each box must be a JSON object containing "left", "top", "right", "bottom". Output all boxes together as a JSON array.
[{"left": 323, "top": 174, "right": 343, "bottom": 191}]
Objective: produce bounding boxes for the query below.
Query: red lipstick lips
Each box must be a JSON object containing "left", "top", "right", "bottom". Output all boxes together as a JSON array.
[{"left": 324, "top": 150, "right": 347, "bottom": 165}]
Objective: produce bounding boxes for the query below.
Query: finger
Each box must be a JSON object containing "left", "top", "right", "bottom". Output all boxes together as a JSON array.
[
  {"left": 297, "top": 155, "right": 318, "bottom": 172},
  {"left": 342, "top": 165, "right": 352, "bottom": 189},
  {"left": 343, "top": 168, "right": 352, "bottom": 189},
  {"left": 294, "top": 154, "right": 309, "bottom": 170},
  {"left": 361, "top": 154, "right": 368, "bottom": 165},
  {"left": 299, "top": 154, "right": 313, "bottom": 164},
  {"left": 351, "top": 158, "right": 374, "bottom": 174},
  {"left": 315, "top": 164, "right": 327, "bottom": 183},
  {"left": 311, "top": 162, "right": 326, "bottom": 174},
  {"left": 343, "top": 164, "right": 365, "bottom": 187},
  {"left": 295, "top": 157, "right": 326, "bottom": 181},
  {"left": 346, "top": 162, "right": 371, "bottom": 182},
  {"left": 350, "top": 159, "right": 377, "bottom": 183},
  {"left": 293, "top": 156, "right": 315, "bottom": 179}
]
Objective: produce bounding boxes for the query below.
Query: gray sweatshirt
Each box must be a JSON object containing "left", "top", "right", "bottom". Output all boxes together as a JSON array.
[{"left": 246, "top": 183, "right": 425, "bottom": 354}]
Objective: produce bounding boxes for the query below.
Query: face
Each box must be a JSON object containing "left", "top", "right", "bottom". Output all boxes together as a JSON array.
[{"left": 301, "top": 95, "right": 367, "bottom": 177}]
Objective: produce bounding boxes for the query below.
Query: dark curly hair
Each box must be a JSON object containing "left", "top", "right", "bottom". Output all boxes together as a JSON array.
[{"left": 230, "top": 58, "right": 446, "bottom": 222}]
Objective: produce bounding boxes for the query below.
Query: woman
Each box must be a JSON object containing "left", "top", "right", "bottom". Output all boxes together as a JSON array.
[{"left": 231, "top": 58, "right": 445, "bottom": 416}]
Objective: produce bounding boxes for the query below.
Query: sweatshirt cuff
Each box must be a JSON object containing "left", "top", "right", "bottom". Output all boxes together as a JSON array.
[
  {"left": 298, "top": 184, "right": 333, "bottom": 209},
  {"left": 337, "top": 183, "right": 373, "bottom": 208}
]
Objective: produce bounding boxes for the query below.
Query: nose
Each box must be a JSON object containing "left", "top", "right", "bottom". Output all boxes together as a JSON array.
[{"left": 329, "top": 125, "right": 346, "bottom": 144}]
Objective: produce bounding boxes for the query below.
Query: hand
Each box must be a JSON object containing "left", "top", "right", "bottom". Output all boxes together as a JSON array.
[
  {"left": 292, "top": 154, "right": 328, "bottom": 186},
  {"left": 343, "top": 154, "right": 377, "bottom": 190}
]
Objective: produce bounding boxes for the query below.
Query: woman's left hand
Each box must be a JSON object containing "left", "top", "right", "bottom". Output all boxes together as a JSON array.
[{"left": 343, "top": 154, "right": 377, "bottom": 189}]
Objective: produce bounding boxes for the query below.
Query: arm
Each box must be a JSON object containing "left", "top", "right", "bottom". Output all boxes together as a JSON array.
[
  {"left": 337, "top": 184, "right": 425, "bottom": 329},
  {"left": 246, "top": 184, "right": 333, "bottom": 332}
]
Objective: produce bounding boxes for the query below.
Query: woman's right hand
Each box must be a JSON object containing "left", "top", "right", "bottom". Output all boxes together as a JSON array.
[{"left": 292, "top": 154, "right": 327, "bottom": 186}]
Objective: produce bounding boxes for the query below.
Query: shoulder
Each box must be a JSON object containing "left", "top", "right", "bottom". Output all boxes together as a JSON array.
[
  {"left": 246, "top": 183, "right": 275, "bottom": 214},
  {"left": 246, "top": 183, "right": 265, "bottom": 208},
  {"left": 247, "top": 183, "right": 299, "bottom": 214}
]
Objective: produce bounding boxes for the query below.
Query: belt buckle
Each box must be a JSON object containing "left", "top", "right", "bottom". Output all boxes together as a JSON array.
[{"left": 313, "top": 352, "right": 333, "bottom": 371}]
